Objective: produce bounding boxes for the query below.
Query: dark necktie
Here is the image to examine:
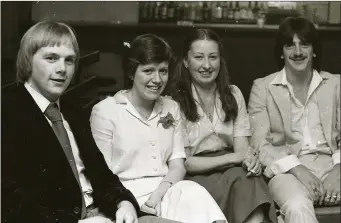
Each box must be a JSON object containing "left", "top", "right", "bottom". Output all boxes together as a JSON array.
[{"left": 44, "top": 103, "right": 86, "bottom": 218}]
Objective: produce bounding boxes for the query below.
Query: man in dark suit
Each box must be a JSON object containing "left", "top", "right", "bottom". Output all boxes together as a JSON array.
[{"left": 2, "top": 20, "right": 179, "bottom": 223}]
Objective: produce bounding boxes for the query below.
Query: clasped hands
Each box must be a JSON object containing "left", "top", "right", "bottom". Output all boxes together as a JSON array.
[
  {"left": 290, "top": 164, "right": 340, "bottom": 207},
  {"left": 242, "top": 150, "right": 262, "bottom": 177},
  {"left": 141, "top": 189, "right": 163, "bottom": 216}
]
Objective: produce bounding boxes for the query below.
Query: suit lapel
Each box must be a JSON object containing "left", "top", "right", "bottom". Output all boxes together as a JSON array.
[
  {"left": 316, "top": 76, "right": 333, "bottom": 147},
  {"left": 19, "top": 86, "right": 81, "bottom": 185},
  {"left": 268, "top": 84, "right": 292, "bottom": 142}
]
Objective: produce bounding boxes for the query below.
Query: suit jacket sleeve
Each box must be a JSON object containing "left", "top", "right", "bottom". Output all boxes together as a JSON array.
[{"left": 248, "top": 79, "right": 302, "bottom": 178}]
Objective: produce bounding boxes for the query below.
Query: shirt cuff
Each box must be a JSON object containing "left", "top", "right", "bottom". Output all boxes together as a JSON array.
[
  {"left": 169, "top": 151, "right": 186, "bottom": 161},
  {"left": 332, "top": 151, "right": 340, "bottom": 166},
  {"left": 270, "top": 155, "right": 301, "bottom": 175}
]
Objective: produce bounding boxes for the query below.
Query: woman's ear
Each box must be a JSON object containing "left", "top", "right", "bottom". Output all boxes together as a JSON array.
[{"left": 183, "top": 59, "right": 188, "bottom": 68}]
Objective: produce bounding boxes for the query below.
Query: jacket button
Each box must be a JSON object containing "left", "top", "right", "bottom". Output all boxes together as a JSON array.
[{"left": 73, "top": 206, "right": 81, "bottom": 215}]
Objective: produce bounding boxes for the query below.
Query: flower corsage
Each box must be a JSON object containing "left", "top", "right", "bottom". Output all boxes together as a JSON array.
[{"left": 157, "top": 112, "right": 175, "bottom": 129}]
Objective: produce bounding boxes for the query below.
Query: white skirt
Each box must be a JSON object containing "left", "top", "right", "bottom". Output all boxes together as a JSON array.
[{"left": 122, "top": 177, "right": 227, "bottom": 223}]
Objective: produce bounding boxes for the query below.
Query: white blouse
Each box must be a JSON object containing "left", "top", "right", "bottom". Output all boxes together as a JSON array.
[
  {"left": 183, "top": 85, "right": 251, "bottom": 156},
  {"left": 90, "top": 90, "right": 186, "bottom": 183}
]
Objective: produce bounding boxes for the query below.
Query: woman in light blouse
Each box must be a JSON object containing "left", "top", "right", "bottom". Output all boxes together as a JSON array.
[
  {"left": 90, "top": 34, "right": 226, "bottom": 223},
  {"left": 167, "top": 29, "right": 277, "bottom": 223}
]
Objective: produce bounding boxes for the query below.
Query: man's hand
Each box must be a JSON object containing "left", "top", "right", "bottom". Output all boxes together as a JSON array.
[
  {"left": 322, "top": 164, "right": 340, "bottom": 206},
  {"left": 289, "top": 165, "right": 325, "bottom": 205},
  {"left": 115, "top": 200, "right": 138, "bottom": 223},
  {"left": 242, "top": 153, "right": 262, "bottom": 177}
]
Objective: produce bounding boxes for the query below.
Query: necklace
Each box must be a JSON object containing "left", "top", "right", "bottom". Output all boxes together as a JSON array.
[{"left": 193, "top": 84, "right": 216, "bottom": 122}]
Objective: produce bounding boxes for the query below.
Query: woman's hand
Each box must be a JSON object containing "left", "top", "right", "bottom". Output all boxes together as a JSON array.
[
  {"left": 242, "top": 153, "right": 262, "bottom": 177},
  {"left": 141, "top": 198, "right": 161, "bottom": 216}
]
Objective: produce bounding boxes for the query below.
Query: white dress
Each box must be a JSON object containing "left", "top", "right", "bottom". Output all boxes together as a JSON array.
[{"left": 90, "top": 90, "right": 227, "bottom": 223}]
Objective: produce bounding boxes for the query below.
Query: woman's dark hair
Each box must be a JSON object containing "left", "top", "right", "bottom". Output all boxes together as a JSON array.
[
  {"left": 167, "top": 29, "right": 238, "bottom": 123},
  {"left": 122, "top": 34, "right": 174, "bottom": 88},
  {"left": 274, "top": 16, "right": 322, "bottom": 71}
]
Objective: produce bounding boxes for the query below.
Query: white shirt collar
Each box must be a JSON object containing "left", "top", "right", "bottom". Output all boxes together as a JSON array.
[
  {"left": 271, "top": 68, "right": 323, "bottom": 87},
  {"left": 24, "top": 82, "right": 60, "bottom": 113}
]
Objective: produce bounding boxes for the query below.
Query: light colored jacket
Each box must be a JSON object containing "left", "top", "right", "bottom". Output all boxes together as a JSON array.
[{"left": 248, "top": 70, "right": 340, "bottom": 178}]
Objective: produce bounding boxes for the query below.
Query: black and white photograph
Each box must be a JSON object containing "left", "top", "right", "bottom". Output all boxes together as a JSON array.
[{"left": 2, "top": 1, "right": 340, "bottom": 223}]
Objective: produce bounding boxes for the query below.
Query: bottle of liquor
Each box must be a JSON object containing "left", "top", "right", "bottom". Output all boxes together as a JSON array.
[
  {"left": 240, "top": 1, "right": 248, "bottom": 20},
  {"left": 176, "top": 2, "right": 184, "bottom": 21},
  {"left": 154, "top": 2, "right": 161, "bottom": 21},
  {"left": 234, "top": 1, "right": 241, "bottom": 22},
  {"left": 148, "top": 1, "right": 155, "bottom": 21},
  {"left": 215, "top": 1, "right": 223, "bottom": 21},
  {"left": 167, "top": 1, "right": 176, "bottom": 22},
  {"left": 183, "top": 2, "right": 190, "bottom": 21},
  {"left": 188, "top": 2, "right": 196, "bottom": 21},
  {"left": 160, "top": 1, "right": 168, "bottom": 21},
  {"left": 246, "top": 1, "right": 254, "bottom": 22},
  {"left": 222, "top": 2, "right": 229, "bottom": 21},
  {"left": 202, "top": 1, "right": 210, "bottom": 22},
  {"left": 227, "top": 2, "right": 235, "bottom": 20},
  {"left": 139, "top": 1, "right": 149, "bottom": 22},
  {"left": 252, "top": 1, "right": 259, "bottom": 20},
  {"left": 195, "top": 2, "right": 203, "bottom": 22}
]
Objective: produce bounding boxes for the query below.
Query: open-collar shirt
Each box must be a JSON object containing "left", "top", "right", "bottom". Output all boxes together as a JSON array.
[
  {"left": 268, "top": 69, "right": 340, "bottom": 176},
  {"left": 182, "top": 84, "right": 251, "bottom": 156}
]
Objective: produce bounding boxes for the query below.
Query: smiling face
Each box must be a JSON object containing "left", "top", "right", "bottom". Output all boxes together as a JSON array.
[
  {"left": 184, "top": 39, "right": 220, "bottom": 87},
  {"left": 28, "top": 42, "right": 76, "bottom": 102},
  {"left": 131, "top": 61, "right": 169, "bottom": 102},
  {"left": 283, "top": 34, "right": 314, "bottom": 73}
]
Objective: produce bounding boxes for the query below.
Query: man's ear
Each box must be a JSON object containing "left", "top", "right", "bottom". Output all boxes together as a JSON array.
[{"left": 183, "top": 59, "right": 188, "bottom": 68}]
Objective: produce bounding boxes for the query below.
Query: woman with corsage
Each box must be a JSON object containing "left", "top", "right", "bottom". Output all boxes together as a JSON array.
[
  {"left": 167, "top": 29, "right": 277, "bottom": 223},
  {"left": 90, "top": 34, "right": 227, "bottom": 223}
]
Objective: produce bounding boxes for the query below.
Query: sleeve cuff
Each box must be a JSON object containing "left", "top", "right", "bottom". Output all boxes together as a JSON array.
[
  {"left": 234, "top": 129, "right": 251, "bottom": 137},
  {"left": 332, "top": 151, "right": 340, "bottom": 165},
  {"left": 270, "top": 155, "right": 301, "bottom": 175},
  {"left": 169, "top": 151, "right": 186, "bottom": 161}
]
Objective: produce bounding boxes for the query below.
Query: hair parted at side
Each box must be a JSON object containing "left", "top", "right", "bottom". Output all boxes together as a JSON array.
[
  {"left": 122, "top": 34, "right": 174, "bottom": 88},
  {"left": 274, "top": 16, "right": 322, "bottom": 71},
  {"left": 166, "top": 28, "right": 238, "bottom": 123},
  {"left": 16, "top": 20, "right": 80, "bottom": 84}
]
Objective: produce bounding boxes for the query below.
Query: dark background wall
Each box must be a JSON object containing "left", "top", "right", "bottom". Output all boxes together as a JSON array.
[{"left": 2, "top": 1, "right": 340, "bottom": 103}]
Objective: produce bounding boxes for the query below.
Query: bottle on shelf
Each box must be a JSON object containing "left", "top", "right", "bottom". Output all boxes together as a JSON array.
[
  {"left": 139, "top": 1, "right": 149, "bottom": 22},
  {"left": 246, "top": 1, "right": 254, "bottom": 22},
  {"left": 215, "top": 1, "right": 223, "bottom": 21},
  {"left": 195, "top": 2, "right": 203, "bottom": 22},
  {"left": 167, "top": 1, "right": 176, "bottom": 22},
  {"left": 160, "top": 1, "right": 168, "bottom": 21},
  {"left": 239, "top": 1, "right": 248, "bottom": 20},
  {"left": 234, "top": 1, "right": 241, "bottom": 23},
  {"left": 148, "top": 1, "right": 156, "bottom": 21},
  {"left": 154, "top": 1, "right": 161, "bottom": 21},
  {"left": 176, "top": 2, "right": 184, "bottom": 21},
  {"left": 202, "top": 1, "right": 211, "bottom": 22},
  {"left": 227, "top": 1, "right": 235, "bottom": 21},
  {"left": 252, "top": 1, "right": 260, "bottom": 20},
  {"left": 183, "top": 2, "right": 190, "bottom": 21},
  {"left": 188, "top": 2, "right": 196, "bottom": 21},
  {"left": 222, "top": 2, "right": 229, "bottom": 21}
]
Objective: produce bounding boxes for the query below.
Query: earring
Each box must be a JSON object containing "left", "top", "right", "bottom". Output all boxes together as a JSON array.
[
  {"left": 313, "top": 54, "right": 316, "bottom": 57},
  {"left": 280, "top": 55, "right": 284, "bottom": 59},
  {"left": 129, "top": 76, "right": 133, "bottom": 80}
]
